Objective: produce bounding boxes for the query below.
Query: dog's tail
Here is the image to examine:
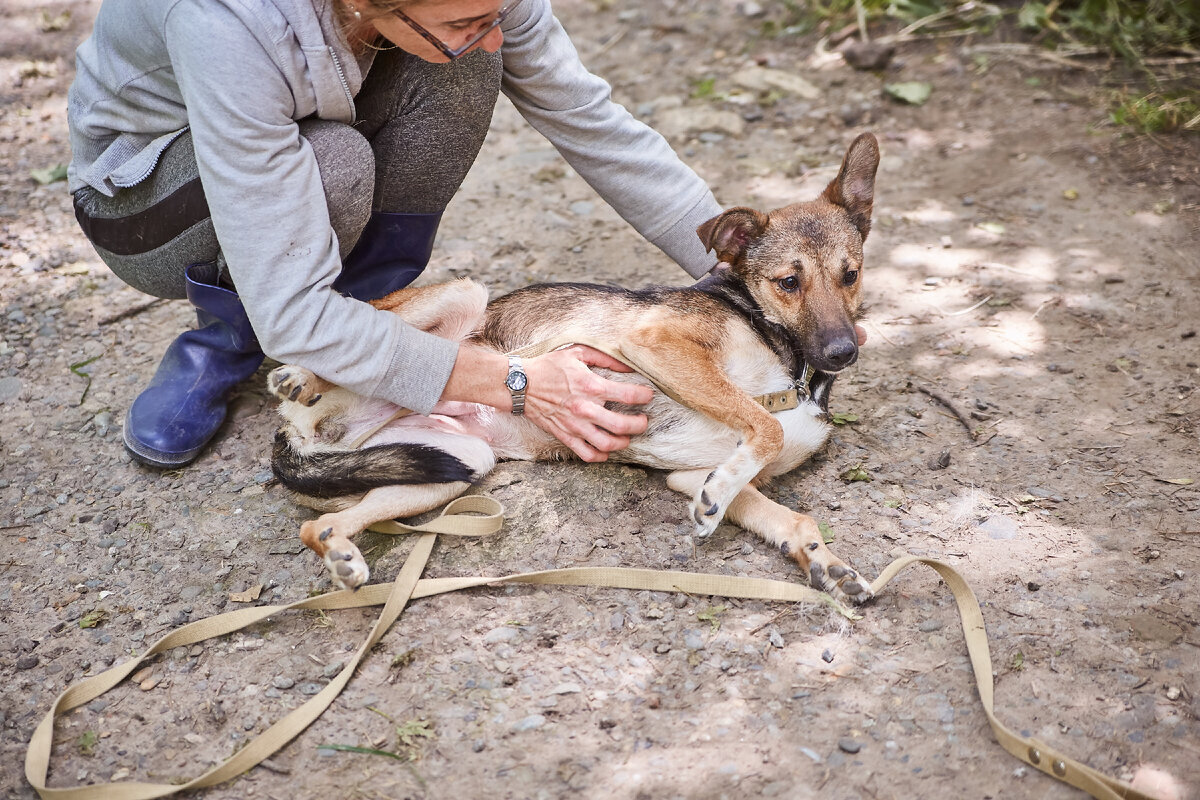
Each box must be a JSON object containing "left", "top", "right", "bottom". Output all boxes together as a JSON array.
[{"left": 272, "top": 430, "right": 476, "bottom": 499}]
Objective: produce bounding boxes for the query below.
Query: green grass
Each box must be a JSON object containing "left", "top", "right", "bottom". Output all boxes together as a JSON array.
[{"left": 1110, "top": 90, "right": 1200, "bottom": 133}]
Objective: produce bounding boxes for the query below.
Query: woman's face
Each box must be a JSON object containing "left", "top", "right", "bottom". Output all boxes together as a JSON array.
[{"left": 360, "top": 0, "right": 507, "bottom": 63}]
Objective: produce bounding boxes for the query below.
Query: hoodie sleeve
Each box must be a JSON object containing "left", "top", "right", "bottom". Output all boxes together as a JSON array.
[
  {"left": 163, "top": 0, "right": 458, "bottom": 414},
  {"left": 500, "top": 0, "right": 721, "bottom": 278}
]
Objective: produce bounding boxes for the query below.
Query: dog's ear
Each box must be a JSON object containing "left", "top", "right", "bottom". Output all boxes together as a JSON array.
[
  {"left": 696, "top": 208, "right": 769, "bottom": 264},
  {"left": 822, "top": 132, "right": 880, "bottom": 241}
]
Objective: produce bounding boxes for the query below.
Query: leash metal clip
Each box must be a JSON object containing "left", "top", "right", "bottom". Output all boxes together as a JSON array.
[{"left": 794, "top": 362, "right": 814, "bottom": 401}]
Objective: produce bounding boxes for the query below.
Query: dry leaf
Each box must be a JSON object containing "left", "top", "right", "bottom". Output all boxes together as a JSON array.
[{"left": 229, "top": 584, "right": 263, "bottom": 603}]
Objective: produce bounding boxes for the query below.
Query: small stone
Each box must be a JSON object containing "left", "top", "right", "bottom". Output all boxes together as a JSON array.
[
  {"left": 918, "top": 619, "right": 943, "bottom": 633},
  {"left": 838, "top": 738, "right": 863, "bottom": 754},
  {"left": 0, "top": 377, "right": 23, "bottom": 404},
  {"left": 768, "top": 631, "right": 784, "bottom": 648},
  {"left": 297, "top": 682, "right": 323, "bottom": 695},
  {"left": 272, "top": 676, "right": 295, "bottom": 689},
  {"left": 15, "top": 654, "right": 38, "bottom": 670},
  {"left": 841, "top": 40, "right": 895, "bottom": 71},
  {"left": 472, "top": 739, "right": 486, "bottom": 753},
  {"left": 484, "top": 626, "right": 519, "bottom": 645},
  {"left": 978, "top": 515, "right": 1019, "bottom": 540},
  {"left": 322, "top": 661, "right": 344, "bottom": 678},
  {"left": 684, "top": 630, "right": 706, "bottom": 651},
  {"left": 821, "top": 649, "right": 834, "bottom": 664},
  {"left": 513, "top": 714, "right": 545, "bottom": 732},
  {"left": 549, "top": 682, "right": 582, "bottom": 695}
]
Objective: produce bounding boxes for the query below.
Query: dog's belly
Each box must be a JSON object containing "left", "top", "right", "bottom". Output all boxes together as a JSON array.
[{"left": 612, "top": 396, "right": 832, "bottom": 474}]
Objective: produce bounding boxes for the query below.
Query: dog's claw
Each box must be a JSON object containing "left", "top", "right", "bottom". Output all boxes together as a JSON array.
[
  {"left": 319, "top": 527, "right": 332, "bottom": 542},
  {"left": 288, "top": 385, "right": 302, "bottom": 401},
  {"left": 305, "top": 393, "right": 322, "bottom": 407}
]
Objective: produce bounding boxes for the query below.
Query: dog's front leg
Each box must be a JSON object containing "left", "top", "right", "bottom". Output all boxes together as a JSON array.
[
  {"left": 622, "top": 337, "right": 783, "bottom": 539},
  {"left": 301, "top": 481, "right": 472, "bottom": 590},
  {"left": 667, "top": 470, "right": 874, "bottom": 605}
]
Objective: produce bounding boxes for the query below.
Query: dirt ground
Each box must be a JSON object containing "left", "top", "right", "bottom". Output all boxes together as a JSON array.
[{"left": 2, "top": 1, "right": 1199, "bottom": 799}]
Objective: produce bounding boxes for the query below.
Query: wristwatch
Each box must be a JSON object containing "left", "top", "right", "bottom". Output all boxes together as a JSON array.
[{"left": 505, "top": 356, "right": 527, "bottom": 415}]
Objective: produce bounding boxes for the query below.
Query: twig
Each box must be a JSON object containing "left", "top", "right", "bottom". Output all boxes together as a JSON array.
[
  {"left": 594, "top": 26, "right": 627, "bottom": 58},
  {"left": 854, "top": 0, "right": 869, "bottom": 43},
  {"left": 937, "top": 295, "right": 992, "bottom": 317},
  {"left": 1030, "top": 297, "right": 1061, "bottom": 319},
  {"left": 864, "top": 319, "right": 897, "bottom": 346},
  {"left": 99, "top": 298, "right": 168, "bottom": 326},
  {"left": 912, "top": 382, "right": 976, "bottom": 440}
]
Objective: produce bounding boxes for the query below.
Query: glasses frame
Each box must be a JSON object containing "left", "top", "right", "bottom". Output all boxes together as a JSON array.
[{"left": 394, "top": 0, "right": 521, "bottom": 60}]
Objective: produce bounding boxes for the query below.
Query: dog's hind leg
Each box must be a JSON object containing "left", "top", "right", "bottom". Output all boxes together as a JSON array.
[
  {"left": 667, "top": 469, "right": 874, "bottom": 605},
  {"left": 302, "top": 480, "right": 473, "bottom": 591},
  {"left": 300, "top": 429, "right": 497, "bottom": 590}
]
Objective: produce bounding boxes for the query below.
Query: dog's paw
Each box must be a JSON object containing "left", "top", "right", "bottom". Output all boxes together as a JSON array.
[
  {"left": 324, "top": 536, "right": 370, "bottom": 591},
  {"left": 268, "top": 365, "right": 322, "bottom": 406},
  {"left": 690, "top": 469, "right": 743, "bottom": 539},
  {"left": 808, "top": 555, "right": 874, "bottom": 606},
  {"left": 300, "top": 520, "right": 370, "bottom": 591}
]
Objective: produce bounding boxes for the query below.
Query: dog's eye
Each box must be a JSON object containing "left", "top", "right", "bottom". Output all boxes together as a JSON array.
[
  {"left": 778, "top": 275, "right": 799, "bottom": 292},
  {"left": 842, "top": 270, "right": 859, "bottom": 286}
]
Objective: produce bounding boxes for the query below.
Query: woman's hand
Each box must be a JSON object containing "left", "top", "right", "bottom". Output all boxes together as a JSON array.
[
  {"left": 441, "top": 344, "right": 653, "bottom": 462},
  {"left": 522, "top": 345, "right": 653, "bottom": 462}
]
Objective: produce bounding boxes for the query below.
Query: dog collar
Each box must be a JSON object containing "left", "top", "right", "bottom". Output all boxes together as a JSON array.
[{"left": 753, "top": 362, "right": 812, "bottom": 413}]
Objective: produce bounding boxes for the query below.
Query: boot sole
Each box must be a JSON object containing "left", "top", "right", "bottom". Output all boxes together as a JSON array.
[{"left": 122, "top": 420, "right": 205, "bottom": 470}]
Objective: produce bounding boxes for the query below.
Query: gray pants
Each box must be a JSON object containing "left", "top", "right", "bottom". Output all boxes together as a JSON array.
[{"left": 73, "top": 49, "right": 502, "bottom": 299}]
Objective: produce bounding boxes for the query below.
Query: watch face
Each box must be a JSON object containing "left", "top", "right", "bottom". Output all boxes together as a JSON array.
[{"left": 506, "top": 371, "right": 527, "bottom": 392}]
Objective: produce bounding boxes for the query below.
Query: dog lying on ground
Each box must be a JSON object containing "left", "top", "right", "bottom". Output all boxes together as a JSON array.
[{"left": 269, "top": 133, "right": 880, "bottom": 605}]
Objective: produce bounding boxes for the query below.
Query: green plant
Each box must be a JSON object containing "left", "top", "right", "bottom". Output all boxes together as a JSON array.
[{"left": 1110, "top": 90, "right": 1200, "bottom": 133}]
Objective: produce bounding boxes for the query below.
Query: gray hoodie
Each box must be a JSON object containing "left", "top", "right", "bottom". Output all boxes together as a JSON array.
[{"left": 68, "top": 0, "right": 721, "bottom": 414}]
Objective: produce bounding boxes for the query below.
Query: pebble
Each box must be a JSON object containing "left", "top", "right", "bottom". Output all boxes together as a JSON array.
[
  {"left": 978, "top": 515, "right": 1019, "bottom": 540},
  {"left": 16, "top": 654, "right": 38, "bottom": 670},
  {"left": 512, "top": 714, "right": 545, "bottom": 732},
  {"left": 838, "top": 738, "right": 863, "bottom": 754},
  {"left": 272, "top": 676, "right": 295, "bottom": 690},
  {"left": 683, "top": 630, "right": 706, "bottom": 651},
  {"left": 821, "top": 649, "right": 834, "bottom": 663},
  {"left": 918, "top": 619, "right": 943, "bottom": 633},
  {"left": 768, "top": 631, "right": 784, "bottom": 649},
  {"left": 0, "top": 377, "right": 22, "bottom": 403},
  {"left": 322, "top": 661, "right": 344, "bottom": 678},
  {"left": 484, "top": 626, "right": 520, "bottom": 645},
  {"left": 297, "top": 682, "right": 323, "bottom": 695}
]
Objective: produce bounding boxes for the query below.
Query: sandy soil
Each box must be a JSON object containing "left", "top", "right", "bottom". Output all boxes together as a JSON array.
[{"left": 2, "top": 1, "right": 1199, "bottom": 799}]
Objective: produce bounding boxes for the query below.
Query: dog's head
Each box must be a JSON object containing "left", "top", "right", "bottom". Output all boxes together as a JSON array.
[{"left": 697, "top": 132, "right": 879, "bottom": 374}]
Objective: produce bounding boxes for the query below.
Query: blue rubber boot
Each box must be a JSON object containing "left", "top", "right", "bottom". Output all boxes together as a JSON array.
[
  {"left": 333, "top": 211, "right": 442, "bottom": 300},
  {"left": 123, "top": 262, "right": 264, "bottom": 468}
]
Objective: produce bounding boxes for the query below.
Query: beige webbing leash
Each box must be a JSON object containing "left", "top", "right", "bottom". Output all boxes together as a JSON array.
[
  {"left": 26, "top": 502, "right": 1156, "bottom": 799},
  {"left": 26, "top": 339, "right": 1157, "bottom": 798}
]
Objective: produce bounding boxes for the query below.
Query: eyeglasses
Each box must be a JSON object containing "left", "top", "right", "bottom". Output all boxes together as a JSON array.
[{"left": 395, "top": 0, "right": 523, "bottom": 61}]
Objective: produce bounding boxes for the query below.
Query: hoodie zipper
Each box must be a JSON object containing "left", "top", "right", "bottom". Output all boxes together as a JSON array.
[{"left": 328, "top": 47, "right": 355, "bottom": 115}]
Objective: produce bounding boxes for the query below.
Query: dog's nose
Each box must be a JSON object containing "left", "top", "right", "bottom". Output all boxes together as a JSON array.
[{"left": 818, "top": 334, "right": 859, "bottom": 371}]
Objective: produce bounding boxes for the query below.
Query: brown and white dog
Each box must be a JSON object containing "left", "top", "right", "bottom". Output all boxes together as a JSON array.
[{"left": 269, "top": 133, "right": 880, "bottom": 605}]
